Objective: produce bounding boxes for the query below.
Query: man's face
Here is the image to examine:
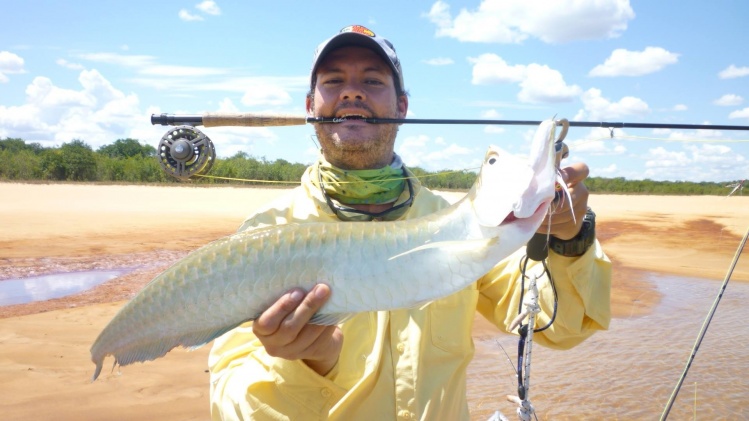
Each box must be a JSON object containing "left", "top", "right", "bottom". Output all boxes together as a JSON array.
[{"left": 307, "top": 46, "right": 408, "bottom": 170}]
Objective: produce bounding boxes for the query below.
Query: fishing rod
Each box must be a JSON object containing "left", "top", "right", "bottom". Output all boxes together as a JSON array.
[
  {"left": 151, "top": 112, "right": 749, "bottom": 131},
  {"left": 151, "top": 112, "right": 748, "bottom": 181}
]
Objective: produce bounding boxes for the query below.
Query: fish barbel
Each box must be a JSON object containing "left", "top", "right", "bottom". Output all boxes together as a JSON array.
[{"left": 90, "top": 120, "right": 561, "bottom": 380}]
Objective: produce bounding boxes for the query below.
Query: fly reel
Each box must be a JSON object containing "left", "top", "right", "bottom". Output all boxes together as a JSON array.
[{"left": 157, "top": 125, "right": 216, "bottom": 181}]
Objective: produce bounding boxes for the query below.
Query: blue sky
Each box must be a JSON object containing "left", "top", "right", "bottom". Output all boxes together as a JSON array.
[{"left": 2, "top": 0, "right": 748, "bottom": 182}]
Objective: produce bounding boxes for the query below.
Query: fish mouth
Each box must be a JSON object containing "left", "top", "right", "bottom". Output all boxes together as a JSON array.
[{"left": 499, "top": 201, "right": 550, "bottom": 226}]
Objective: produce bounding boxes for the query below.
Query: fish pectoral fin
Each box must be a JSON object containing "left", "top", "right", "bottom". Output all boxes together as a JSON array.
[
  {"left": 309, "top": 312, "right": 354, "bottom": 326},
  {"left": 388, "top": 237, "right": 498, "bottom": 261}
]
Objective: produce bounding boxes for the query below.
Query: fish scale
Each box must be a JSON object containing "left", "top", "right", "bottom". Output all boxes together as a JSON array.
[{"left": 90, "top": 119, "right": 560, "bottom": 381}]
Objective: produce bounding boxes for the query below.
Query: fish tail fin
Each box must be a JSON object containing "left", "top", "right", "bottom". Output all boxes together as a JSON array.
[{"left": 91, "top": 360, "right": 103, "bottom": 382}]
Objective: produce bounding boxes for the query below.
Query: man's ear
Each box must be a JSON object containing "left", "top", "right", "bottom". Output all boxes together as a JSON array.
[
  {"left": 305, "top": 95, "right": 313, "bottom": 116},
  {"left": 397, "top": 95, "right": 408, "bottom": 118}
]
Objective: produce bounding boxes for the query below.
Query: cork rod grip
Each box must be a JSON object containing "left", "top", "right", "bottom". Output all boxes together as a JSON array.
[{"left": 202, "top": 112, "right": 307, "bottom": 127}]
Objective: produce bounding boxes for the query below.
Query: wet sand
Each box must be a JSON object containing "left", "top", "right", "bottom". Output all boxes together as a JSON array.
[{"left": 1, "top": 182, "right": 747, "bottom": 420}]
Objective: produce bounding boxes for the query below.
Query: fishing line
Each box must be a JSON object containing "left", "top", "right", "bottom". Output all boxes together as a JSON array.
[
  {"left": 659, "top": 224, "right": 749, "bottom": 420},
  {"left": 192, "top": 167, "right": 481, "bottom": 185}
]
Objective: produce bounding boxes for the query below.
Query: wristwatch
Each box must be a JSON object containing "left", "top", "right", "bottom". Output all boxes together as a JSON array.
[{"left": 549, "top": 208, "right": 596, "bottom": 257}]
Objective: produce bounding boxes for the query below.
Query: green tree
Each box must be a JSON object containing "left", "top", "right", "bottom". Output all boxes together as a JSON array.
[
  {"left": 97, "top": 138, "right": 156, "bottom": 158},
  {"left": 60, "top": 139, "right": 97, "bottom": 181}
]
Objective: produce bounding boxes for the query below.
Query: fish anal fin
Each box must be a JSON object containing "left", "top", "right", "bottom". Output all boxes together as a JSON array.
[{"left": 309, "top": 312, "right": 354, "bottom": 326}]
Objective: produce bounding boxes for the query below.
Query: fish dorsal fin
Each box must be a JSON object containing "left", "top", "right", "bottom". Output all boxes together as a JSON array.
[{"left": 388, "top": 237, "right": 498, "bottom": 261}]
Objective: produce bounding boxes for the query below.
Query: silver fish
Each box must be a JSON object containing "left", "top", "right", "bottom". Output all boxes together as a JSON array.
[{"left": 90, "top": 120, "right": 560, "bottom": 380}]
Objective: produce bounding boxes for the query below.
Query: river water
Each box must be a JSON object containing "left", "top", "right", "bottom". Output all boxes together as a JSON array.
[
  {"left": 0, "top": 270, "right": 127, "bottom": 306},
  {"left": 0, "top": 269, "right": 745, "bottom": 419},
  {"left": 467, "top": 274, "right": 749, "bottom": 420}
]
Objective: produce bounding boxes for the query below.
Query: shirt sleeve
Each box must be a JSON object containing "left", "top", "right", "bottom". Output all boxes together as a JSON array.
[
  {"left": 476, "top": 239, "right": 612, "bottom": 350},
  {"left": 209, "top": 325, "right": 348, "bottom": 421}
]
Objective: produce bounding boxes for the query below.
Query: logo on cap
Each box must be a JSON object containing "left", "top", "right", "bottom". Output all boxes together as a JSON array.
[{"left": 340, "top": 25, "right": 375, "bottom": 37}]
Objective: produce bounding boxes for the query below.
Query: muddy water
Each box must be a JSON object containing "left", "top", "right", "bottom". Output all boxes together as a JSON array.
[{"left": 467, "top": 274, "right": 749, "bottom": 420}]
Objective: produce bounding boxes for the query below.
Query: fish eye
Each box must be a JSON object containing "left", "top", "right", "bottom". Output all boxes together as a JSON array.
[{"left": 486, "top": 154, "right": 498, "bottom": 165}]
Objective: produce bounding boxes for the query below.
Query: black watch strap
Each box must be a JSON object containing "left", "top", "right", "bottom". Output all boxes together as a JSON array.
[{"left": 549, "top": 208, "right": 596, "bottom": 257}]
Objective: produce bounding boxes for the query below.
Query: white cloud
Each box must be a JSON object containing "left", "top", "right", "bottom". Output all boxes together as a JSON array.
[
  {"left": 195, "top": 98, "right": 278, "bottom": 157},
  {"left": 469, "top": 54, "right": 580, "bottom": 103},
  {"left": 139, "top": 64, "right": 228, "bottom": 77},
  {"left": 0, "top": 51, "right": 26, "bottom": 82},
  {"left": 425, "top": 0, "right": 635, "bottom": 44},
  {"left": 714, "top": 94, "right": 743, "bottom": 106},
  {"left": 595, "top": 163, "right": 618, "bottom": 176},
  {"left": 0, "top": 69, "right": 275, "bottom": 158},
  {"left": 589, "top": 47, "right": 679, "bottom": 77},
  {"left": 645, "top": 146, "right": 689, "bottom": 168},
  {"left": 574, "top": 88, "right": 649, "bottom": 121},
  {"left": 423, "top": 57, "right": 454, "bottom": 66},
  {"left": 0, "top": 70, "right": 149, "bottom": 148},
  {"left": 568, "top": 128, "right": 627, "bottom": 155},
  {"left": 673, "top": 104, "right": 687, "bottom": 111},
  {"left": 75, "top": 52, "right": 232, "bottom": 81},
  {"left": 76, "top": 52, "right": 155, "bottom": 67},
  {"left": 241, "top": 85, "right": 293, "bottom": 107},
  {"left": 481, "top": 109, "right": 502, "bottom": 118},
  {"left": 180, "top": 1, "right": 221, "bottom": 22},
  {"left": 56, "top": 59, "right": 85, "bottom": 70},
  {"left": 397, "top": 134, "right": 478, "bottom": 171},
  {"left": 196, "top": 1, "right": 221, "bottom": 15},
  {"left": 643, "top": 143, "right": 746, "bottom": 182},
  {"left": 179, "top": 9, "right": 204, "bottom": 21},
  {"left": 719, "top": 64, "right": 749, "bottom": 79},
  {"left": 469, "top": 54, "right": 525, "bottom": 84},
  {"left": 518, "top": 64, "right": 582, "bottom": 103},
  {"left": 729, "top": 107, "right": 749, "bottom": 119},
  {"left": 654, "top": 127, "right": 725, "bottom": 141}
]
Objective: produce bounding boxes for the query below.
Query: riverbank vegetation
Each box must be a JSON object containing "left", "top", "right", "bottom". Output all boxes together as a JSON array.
[{"left": 0, "top": 137, "right": 742, "bottom": 195}]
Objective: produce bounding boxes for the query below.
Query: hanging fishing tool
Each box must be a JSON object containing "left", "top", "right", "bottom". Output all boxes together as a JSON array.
[{"left": 487, "top": 120, "right": 569, "bottom": 421}]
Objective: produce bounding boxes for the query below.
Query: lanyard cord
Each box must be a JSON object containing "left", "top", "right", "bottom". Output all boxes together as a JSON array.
[
  {"left": 518, "top": 256, "right": 559, "bottom": 333},
  {"left": 500, "top": 245, "right": 559, "bottom": 421}
]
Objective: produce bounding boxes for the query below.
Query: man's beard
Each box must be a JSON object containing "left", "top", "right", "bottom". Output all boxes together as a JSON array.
[{"left": 313, "top": 100, "right": 400, "bottom": 169}]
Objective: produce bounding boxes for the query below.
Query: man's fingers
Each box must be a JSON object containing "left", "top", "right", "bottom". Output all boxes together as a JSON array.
[
  {"left": 253, "top": 288, "right": 305, "bottom": 336},
  {"left": 281, "top": 284, "right": 330, "bottom": 332},
  {"left": 254, "top": 284, "right": 331, "bottom": 339},
  {"left": 560, "top": 162, "right": 589, "bottom": 186}
]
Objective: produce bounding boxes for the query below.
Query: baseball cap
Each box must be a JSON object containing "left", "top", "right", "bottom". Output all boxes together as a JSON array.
[{"left": 310, "top": 25, "right": 405, "bottom": 95}]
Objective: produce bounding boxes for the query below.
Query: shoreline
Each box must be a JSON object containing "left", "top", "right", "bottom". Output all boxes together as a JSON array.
[{"left": 2, "top": 182, "right": 748, "bottom": 420}]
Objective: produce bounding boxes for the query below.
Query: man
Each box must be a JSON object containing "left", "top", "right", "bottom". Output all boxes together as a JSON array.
[{"left": 209, "top": 25, "right": 611, "bottom": 420}]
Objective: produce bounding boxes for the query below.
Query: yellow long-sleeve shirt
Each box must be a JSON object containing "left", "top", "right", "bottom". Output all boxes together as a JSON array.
[{"left": 209, "top": 170, "right": 612, "bottom": 420}]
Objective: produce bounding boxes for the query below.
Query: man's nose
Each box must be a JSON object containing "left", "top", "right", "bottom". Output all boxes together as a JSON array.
[{"left": 340, "top": 81, "right": 366, "bottom": 101}]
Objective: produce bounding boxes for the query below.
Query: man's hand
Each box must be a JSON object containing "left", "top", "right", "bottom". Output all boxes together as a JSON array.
[
  {"left": 252, "top": 284, "right": 343, "bottom": 376},
  {"left": 539, "top": 162, "right": 590, "bottom": 240}
]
